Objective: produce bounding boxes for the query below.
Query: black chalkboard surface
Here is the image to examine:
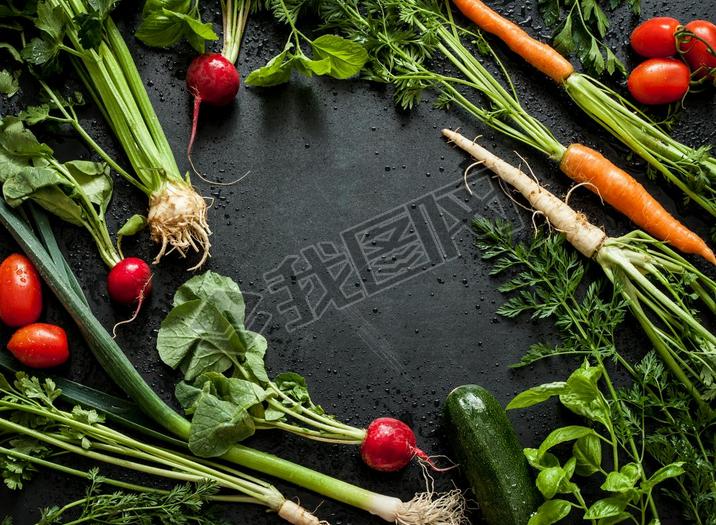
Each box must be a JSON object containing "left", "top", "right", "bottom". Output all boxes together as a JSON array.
[{"left": 1, "top": 0, "right": 714, "bottom": 523}]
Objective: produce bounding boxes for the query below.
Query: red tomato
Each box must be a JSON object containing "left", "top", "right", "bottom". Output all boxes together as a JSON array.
[
  {"left": 631, "top": 17, "right": 681, "bottom": 58},
  {"left": 7, "top": 323, "right": 69, "bottom": 368},
  {"left": 627, "top": 58, "right": 691, "bottom": 105},
  {"left": 680, "top": 20, "right": 716, "bottom": 79},
  {"left": 0, "top": 254, "right": 43, "bottom": 327}
]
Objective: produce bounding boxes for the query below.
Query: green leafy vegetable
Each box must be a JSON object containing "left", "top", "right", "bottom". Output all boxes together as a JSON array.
[
  {"left": 0, "top": 117, "right": 120, "bottom": 267},
  {"left": 136, "top": 0, "right": 218, "bottom": 54},
  {"left": 157, "top": 271, "right": 366, "bottom": 457},
  {"left": 537, "top": 0, "right": 639, "bottom": 76},
  {"left": 246, "top": 1, "right": 367, "bottom": 86},
  {"left": 476, "top": 218, "right": 715, "bottom": 523},
  {"left": 0, "top": 69, "right": 20, "bottom": 97}
]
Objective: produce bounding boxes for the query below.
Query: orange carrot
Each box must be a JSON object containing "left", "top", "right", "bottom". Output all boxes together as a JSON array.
[
  {"left": 560, "top": 144, "right": 716, "bottom": 264},
  {"left": 452, "top": 0, "right": 574, "bottom": 83}
]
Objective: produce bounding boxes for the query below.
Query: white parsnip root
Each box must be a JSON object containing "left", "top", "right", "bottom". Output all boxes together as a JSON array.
[
  {"left": 278, "top": 500, "right": 330, "bottom": 525},
  {"left": 443, "top": 129, "right": 607, "bottom": 258},
  {"left": 148, "top": 181, "right": 211, "bottom": 270}
]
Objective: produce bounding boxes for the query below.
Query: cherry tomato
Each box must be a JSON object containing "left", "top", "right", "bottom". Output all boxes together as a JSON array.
[
  {"left": 0, "top": 254, "right": 43, "bottom": 327},
  {"left": 7, "top": 323, "right": 69, "bottom": 368},
  {"left": 627, "top": 58, "right": 691, "bottom": 105},
  {"left": 679, "top": 20, "right": 716, "bottom": 79},
  {"left": 630, "top": 17, "right": 681, "bottom": 58}
]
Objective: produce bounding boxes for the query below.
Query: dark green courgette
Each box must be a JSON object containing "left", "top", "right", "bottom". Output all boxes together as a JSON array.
[{"left": 445, "top": 384, "right": 541, "bottom": 524}]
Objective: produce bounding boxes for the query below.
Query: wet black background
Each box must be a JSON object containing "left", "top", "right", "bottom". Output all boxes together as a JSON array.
[{"left": 1, "top": 0, "right": 714, "bottom": 523}]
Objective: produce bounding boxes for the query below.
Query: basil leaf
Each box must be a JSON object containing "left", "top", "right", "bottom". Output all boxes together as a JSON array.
[
  {"left": 538, "top": 425, "right": 596, "bottom": 458},
  {"left": 310, "top": 34, "right": 368, "bottom": 79},
  {"left": 527, "top": 499, "right": 572, "bottom": 525},
  {"left": 507, "top": 381, "right": 567, "bottom": 410},
  {"left": 573, "top": 433, "right": 601, "bottom": 476},
  {"left": 642, "top": 462, "right": 685, "bottom": 490},
  {"left": 536, "top": 466, "right": 566, "bottom": 499},
  {"left": 559, "top": 362, "right": 609, "bottom": 426},
  {"left": 583, "top": 496, "right": 628, "bottom": 519}
]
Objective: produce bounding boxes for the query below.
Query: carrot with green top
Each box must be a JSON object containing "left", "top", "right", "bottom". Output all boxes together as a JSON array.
[{"left": 451, "top": 0, "right": 716, "bottom": 226}]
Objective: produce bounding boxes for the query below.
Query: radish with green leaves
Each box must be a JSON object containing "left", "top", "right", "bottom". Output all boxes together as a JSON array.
[
  {"left": 159, "top": 271, "right": 444, "bottom": 473},
  {"left": 137, "top": 0, "right": 250, "bottom": 160}
]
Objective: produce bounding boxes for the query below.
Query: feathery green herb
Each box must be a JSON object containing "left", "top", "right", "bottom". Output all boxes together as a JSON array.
[
  {"left": 538, "top": 0, "right": 640, "bottom": 76},
  {"left": 474, "top": 218, "right": 716, "bottom": 524}
]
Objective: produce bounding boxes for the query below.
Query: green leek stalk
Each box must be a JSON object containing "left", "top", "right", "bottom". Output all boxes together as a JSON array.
[{"left": 0, "top": 200, "right": 464, "bottom": 525}]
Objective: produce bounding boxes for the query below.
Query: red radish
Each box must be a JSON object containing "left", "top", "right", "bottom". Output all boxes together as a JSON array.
[
  {"left": 7, "top": 323, "right": 69, "bottom": 368},
  {"left": 0, "top": 253, "right": 43, "bottom": 327},
  {"left": 107, "top": 258, "right": 153, "bottom": 306},
  {"left": 360, "top": 417, "right": 433, "bottom": 472},
  {"left": 630, "top": 17, "right": 681, "bottom": 58},
  {"left": 186, "top": 53, "right": 240, "bottom": 159}
]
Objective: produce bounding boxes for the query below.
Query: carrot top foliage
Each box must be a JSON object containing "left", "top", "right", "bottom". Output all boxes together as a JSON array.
[{"left": 536, "top": 0, "right": 640, "bottom": 76}]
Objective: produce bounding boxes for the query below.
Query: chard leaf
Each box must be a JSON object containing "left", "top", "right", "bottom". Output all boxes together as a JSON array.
[
  {"left": 0, "top": 69, "right": 20, "bottom": 97},
  {"left": 245, "top": 44, "right": 294, "bottom": 87},
  {"left": 309, "top": 34, "right": 368, "bottom": 79},
  {"left": 188, "top": 391, "right": 256, "bottom": 457}
]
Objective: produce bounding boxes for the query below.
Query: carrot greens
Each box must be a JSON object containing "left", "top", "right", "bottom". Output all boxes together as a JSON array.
[{"left": 474, "top": 219, "right": 715, "bottom": 523}]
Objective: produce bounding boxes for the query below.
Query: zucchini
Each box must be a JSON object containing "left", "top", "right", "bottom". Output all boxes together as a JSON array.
[{"left": 445, "top": 384, "right": 541, "bottom": 524}]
